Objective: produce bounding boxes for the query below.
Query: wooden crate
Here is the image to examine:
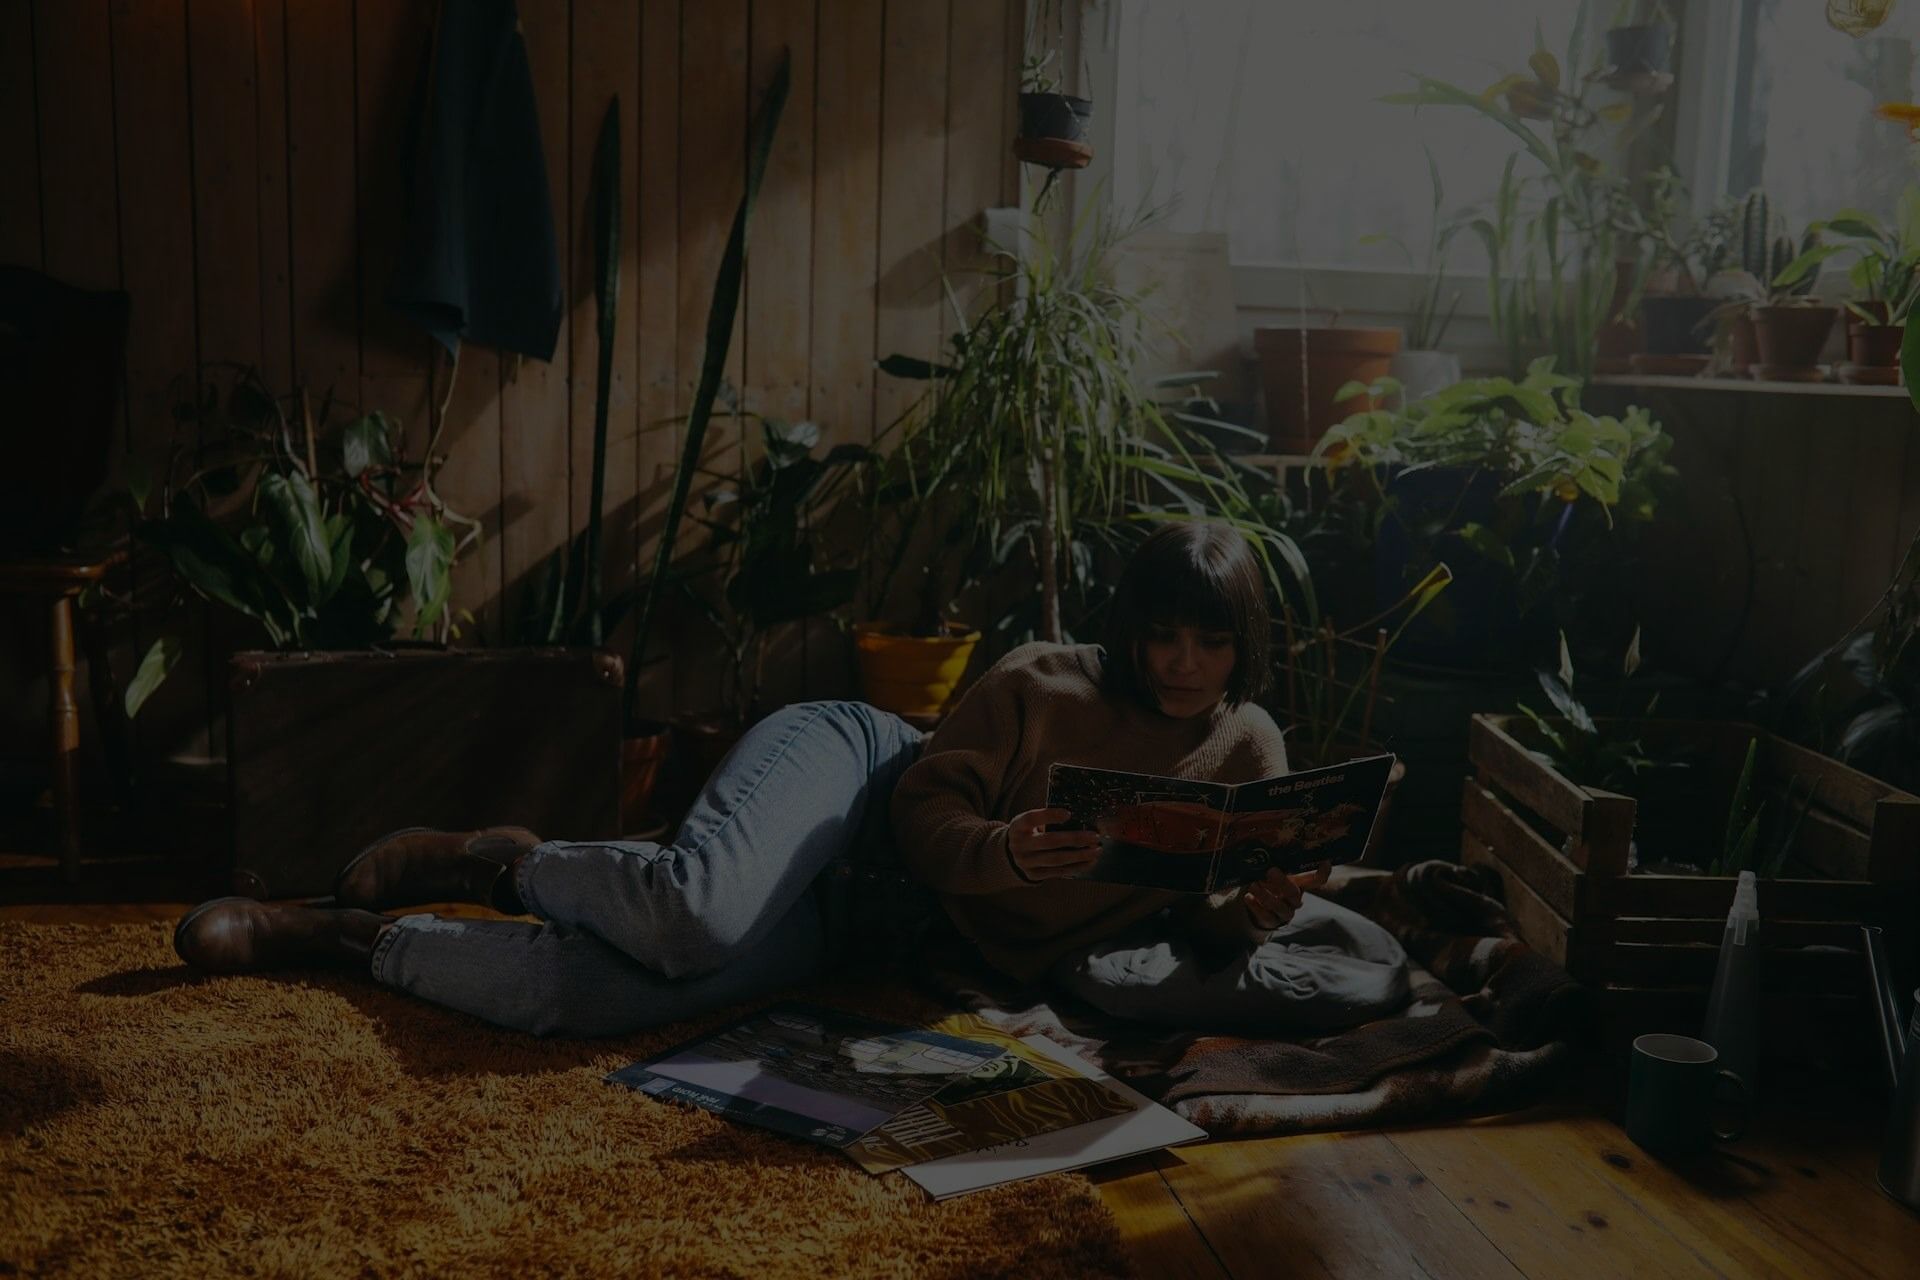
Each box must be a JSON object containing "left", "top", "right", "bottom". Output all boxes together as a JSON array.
[{"left": 1460, "top": 713, "right": 1920, "bottom": 1058}]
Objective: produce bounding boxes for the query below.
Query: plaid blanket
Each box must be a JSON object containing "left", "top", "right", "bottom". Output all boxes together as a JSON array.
[{"left": 917, "top": 860, "right": 1586, "bottom": 1136}]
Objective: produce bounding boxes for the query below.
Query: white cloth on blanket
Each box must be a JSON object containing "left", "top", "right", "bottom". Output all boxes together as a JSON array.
[{"left": 1046, "top": 894, "right": 1412, "bottom": 1034}]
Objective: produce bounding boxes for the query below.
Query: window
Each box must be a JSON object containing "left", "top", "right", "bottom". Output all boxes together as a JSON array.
[
  {"left": 1724, "top": 0, "right": 1918, "bottom": 231},
  {"left": 1110, "top": 1, "right": 1597, "bottom": 273}
]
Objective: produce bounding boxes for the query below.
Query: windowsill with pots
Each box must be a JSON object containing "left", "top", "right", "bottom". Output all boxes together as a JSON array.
[{"left": 1590, "top": 373, "right": 1912, "bottom": 399}]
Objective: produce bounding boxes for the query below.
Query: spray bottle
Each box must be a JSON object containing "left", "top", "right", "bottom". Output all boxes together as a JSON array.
[{"left": 1701, "top": 869, "right": 1760, "bottom": 1093}]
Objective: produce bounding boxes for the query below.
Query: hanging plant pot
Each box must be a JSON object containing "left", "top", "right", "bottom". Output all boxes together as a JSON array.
[
  {"left": 854, "top": 621, "right": 981, "bottom": 720},
  {"left": 1605, "top": 23, "right": 1671, "bottom": 74},
  {"left": 1013, "top": 92, "right": 1094, "bottom": 171},
  {"left": 1018, "top": 92, "right": 1092, "bottom": 142},
  {"left": 1254, "top": 325, "right": 1401, "bottom": 454},
  {"left": 1751, "top": 304, "right": 1838, "bottom": 380}
]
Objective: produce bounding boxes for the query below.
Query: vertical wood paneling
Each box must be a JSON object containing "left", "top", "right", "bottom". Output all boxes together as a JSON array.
[
  {"left": 285, "top": 0, "right": 358, "bottom": 398},
  {"left": 440, "top": 347, "right": 504, "bottom": 644},
  {"left": 354, "top": 0, "right": 436, "bottom": 461},
  {"left": 808, "top": 0, "right": 883, "bottom": 695},
  {"left": 632, "top": 0, "right": 680, "bottom": 713},
  {"left": 675, "top": 0, "right": 749, "bottom": 716},
  {"left": 941, "top": 0, "right": 1005, "bottom": 333},
  {"left": 34, "top": 0, "right": 118, "bottom": 290},
  {"left": 1790, "top": 411, "right": 1856, "bottom": 663},
  {"left": 747, "top": 0, "right": 818, "bottom": 712},
  {"left": 569, "top": 0, "right": 640, "bottom": 657},
  {"left": 187, "top": 0, "right": 262, "bottom": 370},
  {"left": 0, "top": 1, "right": 44, "bottom": 266},
  {"left": 255, "top": 0, "right": 294, "bottom": 396},
  {"left": 873, "top": 0, "right": 949, "bottom": 437},
  {"left": 499, "top": 2, "right": 572, "bottom": 645}
]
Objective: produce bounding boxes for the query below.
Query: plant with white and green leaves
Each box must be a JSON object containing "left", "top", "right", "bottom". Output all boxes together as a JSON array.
[
  {"left": 1776, "top": 186, "right": 1920, "bottom": 324},
  {"left": 123, "top": 365, "right": 478, "bottom": 717}
]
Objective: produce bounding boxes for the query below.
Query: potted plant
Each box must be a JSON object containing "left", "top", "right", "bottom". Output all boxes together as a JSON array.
[
  {"left": 520, "top": 56, "right": 790, "bottom": 826},
  {"left": 1621, "top": 170, "right": 1736, "bottom": 373},
  {"left": 1703, "top": 189, "right": 1821, "bottom": 376},
  {"left": 1387, "top": 10, "right": 1644, "bottom": 381},
  {"left": 1254, "top": 321, "right": 1403, "bottom": 456},
  {"left": 1605, "top": 0, "right": 1675, "bottom": 76},
  {"left": 124, "top": 366, "right": 479, "bottom": 715},
  {"left": 862, "top": 208, "right": 1307, "bottom": 714},
  {"left": 1014, "top": 0, "right": 1092, "bottom": 186},
  {"left": 1314, "top": 360, "right": 1675, "bottom": 671},
  {"left": 1773, "top": 190, "right": 1920, "bottom": 385},
  {"left": 1361, "top": 144, "right": 1465, "bottom": 404}
]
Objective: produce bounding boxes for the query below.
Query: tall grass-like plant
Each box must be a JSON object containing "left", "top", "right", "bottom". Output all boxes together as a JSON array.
[{"left": 870, "top": 201, "right": 1313, "bottom": 644}]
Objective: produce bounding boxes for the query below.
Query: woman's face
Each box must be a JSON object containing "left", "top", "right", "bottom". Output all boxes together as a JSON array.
[{"left": 1142, "top": 622, "right": 1236, "bottom": 719}]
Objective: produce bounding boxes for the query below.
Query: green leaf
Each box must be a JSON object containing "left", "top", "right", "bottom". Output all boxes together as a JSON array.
[
  {"left": 1558, "top": 630, "right": 1575, "bottom": 690},
  {"left": 258, "top": 470, "right": 333, "bottom": 602},
  {"left": 342, "top": 414, "right": 395, "bottom": 479},
  {"left": 124, "top": 636, "right": 181, "bottom": 719},
  {"left": 1536, "top": 670, "right": 1596, "bottom": 736},
  {"left": 405, "top": 513, "right": 456, "bottom": 632}
]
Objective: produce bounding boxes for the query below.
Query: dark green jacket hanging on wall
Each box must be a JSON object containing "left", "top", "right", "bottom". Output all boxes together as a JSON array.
[{"left": 389, "top": 0, "right": 563, "bottom": 361}]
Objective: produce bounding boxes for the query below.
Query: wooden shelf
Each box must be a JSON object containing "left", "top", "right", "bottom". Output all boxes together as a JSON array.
[{"left": 1591, "top": 374, "right": 1911, "bottom": 399}]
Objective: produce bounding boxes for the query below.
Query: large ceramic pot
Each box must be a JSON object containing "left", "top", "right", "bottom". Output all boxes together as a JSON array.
[
  {"left": 854, "top": 621, "right": 981, "bottom": 720},
  {"left": 1255, "top": 325, "right": 1402, "bottom": 455}
]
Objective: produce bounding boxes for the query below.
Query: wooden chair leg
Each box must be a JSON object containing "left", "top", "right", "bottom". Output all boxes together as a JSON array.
[
  {"left": 50, "top": 593, "right": 82, "bottom": 882},
  {"left": 80, "top": 602, "right": 133, "bottom": 804}
]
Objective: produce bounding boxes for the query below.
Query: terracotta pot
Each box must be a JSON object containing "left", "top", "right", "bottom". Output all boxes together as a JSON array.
[
  {"left": 1254, "top": 326, "right": 1401, "bottom": 455},
  {"left": 1849, "top": 320, "right": 1904, "bottom": 367},
  {"left": 853, "top": 621, "right": 981, "bottom": 720},
  {"left": 619, "top": 720, "right": 673, "bottom": 831},
  {"left": 1750, "top": 304, "right": 1838, "bottom": 372}
]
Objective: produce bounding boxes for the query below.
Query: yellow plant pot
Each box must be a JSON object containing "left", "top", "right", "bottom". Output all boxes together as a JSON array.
[{"left": 853, "top": 622, "right": 981, "bottom": 719}]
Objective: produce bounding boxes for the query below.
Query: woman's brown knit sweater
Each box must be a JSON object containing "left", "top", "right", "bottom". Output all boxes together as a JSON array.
[{"left": 890, "top": 642, "right": 1291, "bottom": 982}]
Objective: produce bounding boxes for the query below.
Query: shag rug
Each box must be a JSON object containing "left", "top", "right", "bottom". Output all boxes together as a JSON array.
[{"left": 0, "top": 922, "right": 1130, "bottom": 1279}]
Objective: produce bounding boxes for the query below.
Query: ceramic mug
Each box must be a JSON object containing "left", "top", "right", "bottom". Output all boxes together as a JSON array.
[{"left": 1627, "top": 1033, "right": 1752, "bottom": 1157}]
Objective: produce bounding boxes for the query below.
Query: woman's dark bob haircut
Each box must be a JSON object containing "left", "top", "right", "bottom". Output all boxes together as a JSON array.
[{"left": 1104, "top": 521, "right": 1273, "bottom": 710}]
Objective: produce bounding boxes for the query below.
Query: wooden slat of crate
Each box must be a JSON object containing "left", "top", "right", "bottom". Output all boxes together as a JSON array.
[
  {"left": 1762, "top": 733, "right": 1895, "bottom": 831},
  {"left": 1460, "top": 831, "right": 1582, "bottom": 971},
  {"left": 1867, "top": 795, "right": 1920, "bottom": 882},
  {"left": 1597, "top": 942, "right": 1864, "bottom": 989},
  {"left": 1592, "top": 872, "right": 1904, "bottom": 921},
  {"left": 1467, "top": 715, "right": 1591, "bottom": 838},
  {"left": 1791, "top": 807, "right": 1874, "bottom": 881},
  {"left": 1610, "top": 917, "right": 1868, "bottom": 949},
  {"left": 1460, "top": 779, "right": 1585, "bottom": 919}
]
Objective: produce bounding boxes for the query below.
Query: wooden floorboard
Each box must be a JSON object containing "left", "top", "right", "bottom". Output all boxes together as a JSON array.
[{"left": 9, "top": 897, "right": 1919, "bottom": 1277}]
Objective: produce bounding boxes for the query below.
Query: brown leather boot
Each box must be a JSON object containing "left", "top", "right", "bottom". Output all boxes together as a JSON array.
[
  {"left": 173, "top": 898, "right": 393, "bottom": 975},
  {"left": 331, "top": 826, "right": 541, "bottom": 911}
]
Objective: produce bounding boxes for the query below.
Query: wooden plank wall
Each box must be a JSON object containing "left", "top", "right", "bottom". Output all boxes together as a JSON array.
[
  {"left": 1, "top": 0, "right": 1022, "bottom": 778},
  {"left": 1587, "top": 386, "right": 1920, "bottom": 689}
]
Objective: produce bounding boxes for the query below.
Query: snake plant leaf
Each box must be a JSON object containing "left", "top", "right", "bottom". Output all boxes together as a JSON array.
[
  {"left": 124, "top": 635, "right": 182, "bottom": 719},
  {"left": 566, "top": 95, "right": 624, "bottom": 649},
  {"left": 629, "top": 48, "right": 790, "bottom": 728}
]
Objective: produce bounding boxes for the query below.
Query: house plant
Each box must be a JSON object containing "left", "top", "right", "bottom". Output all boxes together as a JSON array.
[
  {"left": 1014, "top": 0, "right": 1092, "bottom": 192},
  {"left": 1360, "top": 144, "right": 1465, "bottom": 404},
  {"left": 1313, "top": 359, "right": 1674, "bottom": 671},
  {"left": 1254, "top": 322, "right": 1403, "bottom": 456},
  {"left": 862, "top": 208, "right": 1311, "bottom": 713},
  {"left": 124, "top": 365, "right": 479, "bottom": 716},
  {"left": 1388, "top": 5, "right": 1644, "bottom": 381},
  {"left": 1703, "top": 189, "right": 1822, "bottom": 376},
  {"left": 1773, "top": 188, "right": 1920, "bottom": 384},
  {"left": 1618, "top": 170, "right": 1736, "bottom": 372}
]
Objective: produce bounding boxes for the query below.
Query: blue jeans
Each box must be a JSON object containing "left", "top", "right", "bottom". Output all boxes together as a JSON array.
[{"left": 368, "top": 701, "right": 925, "bottom": 1037}]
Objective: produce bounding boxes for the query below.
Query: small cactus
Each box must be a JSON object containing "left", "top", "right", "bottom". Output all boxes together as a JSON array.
[
  {"left": 1740, "top": 190, "right": 1772, "bottom": 279},
  {"left": 1770, "top": 226, "right": 1821, "bottom": 296}
]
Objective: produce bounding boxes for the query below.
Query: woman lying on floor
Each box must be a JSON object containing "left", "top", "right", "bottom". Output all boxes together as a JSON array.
[{"left": 174, "top": 521, "right": 1411, "bottom": 1037}]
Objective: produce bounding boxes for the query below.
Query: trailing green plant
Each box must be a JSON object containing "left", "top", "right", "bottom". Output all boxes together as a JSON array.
[
  {"left": 1775, "top": 186, "right": 1920, "bottom": 324},
  {"left": 1358, "top": 144, "right": 1464, "bottom": 351},
  {"left": 1615, "top": 168, "right": 1738, "bottom": 296},
  {"left": 865, "top": 201, "right": 1315, "bottom": 648},
  {"left": 123, "top": 366, "right": 477, "bottom": 717},
  {"left": 1387, "top": 3, "right": 1650, "bottom": 378}
]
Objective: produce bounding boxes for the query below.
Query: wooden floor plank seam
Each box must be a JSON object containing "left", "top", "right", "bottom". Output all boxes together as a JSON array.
[{"left": 1151, "top": 1150, "right": 1237, "bottom": 1279}]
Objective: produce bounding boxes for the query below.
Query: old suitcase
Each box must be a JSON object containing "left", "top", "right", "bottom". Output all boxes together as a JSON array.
[{"left": 227, "top": 647, "right": 624, "bottom": 899}]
